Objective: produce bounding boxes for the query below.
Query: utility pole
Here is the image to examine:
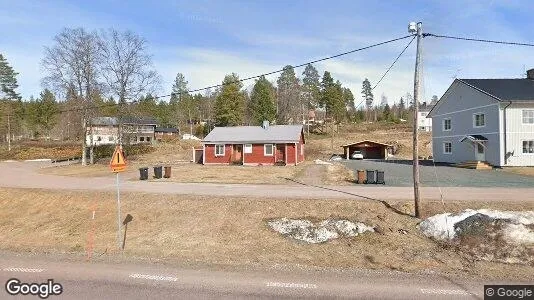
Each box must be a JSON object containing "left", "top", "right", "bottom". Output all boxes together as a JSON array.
[{"left": 410, "top": 22, "right": 422, "bottom": 218}]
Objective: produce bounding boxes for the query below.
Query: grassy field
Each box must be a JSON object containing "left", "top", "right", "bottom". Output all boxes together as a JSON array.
[{"left": 0, "top": 187, "right": 532, "bottom": 280}]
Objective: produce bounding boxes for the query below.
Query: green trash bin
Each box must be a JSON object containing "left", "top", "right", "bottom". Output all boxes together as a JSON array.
[
  {"left": 153, "top": 166, "right": 163, "bottom": 179},
  {"left": 139, "top": 167, "right": 148, "bottom": 180},
  {"left": 376, "top": 170, "right": 385, "bottom": 184},
  {"left": 365, "top": 169, "right": 376, "bottom": 184}
]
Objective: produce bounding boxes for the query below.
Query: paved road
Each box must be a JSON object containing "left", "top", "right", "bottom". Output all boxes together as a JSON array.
[
  {"left": 0, "top": 252, "right": 506, "bottom": 299},
  {"left": 344, "top": 159, "right": 534, "bottom": 187},
  {"left": 2, "top": 161, "right": 534, "bottom": 202}
]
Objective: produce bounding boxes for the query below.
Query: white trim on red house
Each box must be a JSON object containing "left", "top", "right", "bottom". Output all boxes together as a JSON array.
[
  {"left": 215, "top": 144, "right": 225, "bottom": 156},
  {"left": 264, "top": 144, "right": 274, "bottom": 156},
  {"left": 202, "top": 144, "right": 206, "bottom": 165},
  {"left": 285, "top": 143, "right": 288, "bottom": 165},
  {"left": 294, "top": 142, "right": 297, "bottom": 166}
]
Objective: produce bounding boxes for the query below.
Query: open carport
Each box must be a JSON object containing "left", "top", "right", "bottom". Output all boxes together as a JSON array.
[{"left": 341, "top": 140, "right": 392, "bottom": 160}]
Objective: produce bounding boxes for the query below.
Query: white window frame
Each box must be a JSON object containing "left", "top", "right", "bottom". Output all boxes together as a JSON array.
[
  {"left": 264, "top": 144, "right": 274, "bottom": 156},
  {"left": 244, "top": 144, "right": 252, "bottom": 154},
  {"left": 443, "top": 141, "right": 452, "bottom": 154},
  {"left": 473, "top": 113, "right": 485, "bottom": 128},
  {"left": 300, "top": 144, "right": 304, "bottom": 156},
  {"left": 215, "top": 144, "right": 225, "bottom": 156},
  {"left": 522, "top": 110, "right": 534, "bottom": 124},
  {"left": 522, "top": 140, "right": 534, "bottom": 154},
  {"left": 442, "top": 118, "right": 451, "bottom": 131}
]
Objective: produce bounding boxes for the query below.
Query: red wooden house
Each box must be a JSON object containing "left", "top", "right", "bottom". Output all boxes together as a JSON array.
[{"left": 202, "top": 122, "right": 305, "bottom": 166}]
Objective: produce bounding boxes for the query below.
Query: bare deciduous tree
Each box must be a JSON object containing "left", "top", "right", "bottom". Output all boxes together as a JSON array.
[
  {"left": 98, "top": 29, "right": 160, "bottom": 144},
  {"left": 41, "top": 28, "right": 101, "bottom": 165}
]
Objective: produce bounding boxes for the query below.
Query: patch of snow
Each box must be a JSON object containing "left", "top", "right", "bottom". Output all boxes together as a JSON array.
[
  {"left": 314, "top": 159, "right": 333, "bottom": 165},
  {"left": 24, "top": 159, "right": 52, "bottom": 162},
  {"left": 419, "top": 209, "right": 534, "bottom": 244},
  {"left": 268, "top": 218, "right": 374, "bottom": 244},
  {"left": 503, "top": 223, "right": 534, "bottom": 245}
]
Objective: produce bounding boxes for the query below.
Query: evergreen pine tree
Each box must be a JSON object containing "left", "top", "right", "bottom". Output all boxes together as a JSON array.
[
  {"left": 249, "top": 75, "right": 276, "bottom": 125},
  {"left": 214, "top": 73, "right": 245, "bottom": 126},
  {"left": 0, "top": 54, "right": 20, "bottom": 100},
  {"left": 301, "top": 64, "right": 321, "bottom": 109}
]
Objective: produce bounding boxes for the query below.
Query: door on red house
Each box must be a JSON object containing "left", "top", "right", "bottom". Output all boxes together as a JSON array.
[
  {"left": 232, "top": 144, "right": 243, "bottom": 164},
  {"left": 276, "top": 144, "right": 285, "bottom": 164}
]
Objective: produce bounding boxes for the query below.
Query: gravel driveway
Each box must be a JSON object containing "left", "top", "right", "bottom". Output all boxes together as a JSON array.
[{"left": 343, "top": 159, "right": 534, "bottom": 187}]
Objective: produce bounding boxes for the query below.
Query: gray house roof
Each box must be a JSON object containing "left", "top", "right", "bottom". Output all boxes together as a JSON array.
[
  {"left": 155, "top": 127, "right": 179, "bottom": 133},
  {"left": 458, "top": 79, "right": 534, "bottom": 101},
  {"left": 90, "top": 116, "right": 158, "bottom": 126},
  {"left": 91, "top": 117, "right": 118, "bottom": 126},
  {"left": 122, "top": 116, "right": 158, "bottom": 125},
  {"left": 203, "top": 125, "right": 304, "bottom": 144}
]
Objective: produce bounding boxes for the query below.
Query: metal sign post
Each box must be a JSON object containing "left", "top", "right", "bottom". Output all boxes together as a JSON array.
[
  {"left": 110, "top": 145, "right": 127, "bottom": 250},
  {"left": 116, "top": 172, "right": 121, "bottom": 249}
]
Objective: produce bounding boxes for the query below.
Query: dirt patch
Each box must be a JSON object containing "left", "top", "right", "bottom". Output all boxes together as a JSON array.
[
  {"left": 324, "top": 163, "right": 355, "bottom": 185},
  {"left": 502, "top": 167, "right": 534, "bottom": 177},
  {"left": 0, "top": 187, "right": 533, "bottom": 280}
]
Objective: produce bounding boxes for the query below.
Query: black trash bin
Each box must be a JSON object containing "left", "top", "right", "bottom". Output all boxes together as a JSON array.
[
  {"left": 138, "top": 167, "right": 148, "bottom": 180},
  {"left": 365, "top": 169, "right": 376, "bottom": 184},
  {"left": 153, "top": 166, "right": 163, "bottom": 179},
  {"left": 376, "top": 170, "right": 385, "bottom": 184}
]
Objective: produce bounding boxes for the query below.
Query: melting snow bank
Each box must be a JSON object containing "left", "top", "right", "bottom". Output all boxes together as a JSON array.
[
  {"left": 419, "top": 209, "right": 534, "bottom": 265},
  {"left": 268, "top": 218, "right": 374, "bottom": 244}
]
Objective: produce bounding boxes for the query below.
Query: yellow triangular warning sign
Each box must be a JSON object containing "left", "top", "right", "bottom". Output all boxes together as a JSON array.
[{"left": 110, "top": 145, "right": 127, "bottom": 173}]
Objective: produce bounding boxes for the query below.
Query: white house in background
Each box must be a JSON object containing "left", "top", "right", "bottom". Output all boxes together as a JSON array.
[
  {"left": 417, "top": 102, "right": 435, "bottom": 131},
  {"left": 86, "top": 116, "right": 157, "bottom": 146},
  {"left": 428, "top": 69, "right": 534, "bottom": 167}
]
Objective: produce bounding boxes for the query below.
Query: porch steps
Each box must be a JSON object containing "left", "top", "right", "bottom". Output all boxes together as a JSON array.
[{"left": 453, "top": 161, "right": 493, "bottom": 170}]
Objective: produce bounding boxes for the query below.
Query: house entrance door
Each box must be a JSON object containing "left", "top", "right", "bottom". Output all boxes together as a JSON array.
[{"left": 475, "top": 143, "right": 486, "bottom": 161}]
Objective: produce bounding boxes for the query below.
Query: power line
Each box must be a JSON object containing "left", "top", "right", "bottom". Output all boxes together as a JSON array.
[
  {"left": 372, "top": 35, "right": 416, "bottom": 90},
  {"left": 31, "top": 34, "right": 413, "bottom": 116},
  {"left": 354, "top": 35, "right": 416, "bottom": 109},
  {"left": 152, "top": 34, "right": 413, "bottom": 100},
  {"left": 424, "top": 33, "right": 534, "bottom": 47}
]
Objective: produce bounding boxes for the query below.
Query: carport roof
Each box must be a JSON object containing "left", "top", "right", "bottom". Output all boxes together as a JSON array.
[{"left": 341, "top": 140, "right": 392, "bottom": 147}]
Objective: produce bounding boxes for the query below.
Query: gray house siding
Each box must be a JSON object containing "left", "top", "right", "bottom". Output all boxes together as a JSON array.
[
  {"left": 503, "top": 102, "right": 534, "bottom": 166},
  {"left": 431, "top": 80, "right": 501, "bottom": 165}
]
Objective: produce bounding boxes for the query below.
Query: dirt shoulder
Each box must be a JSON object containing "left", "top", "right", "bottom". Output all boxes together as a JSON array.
[
  {"left": 502, "top": 167, "right": 534, "bottom": 177},
  {"left": 0, "top": 187, "right": 532, "bottom": 281}
]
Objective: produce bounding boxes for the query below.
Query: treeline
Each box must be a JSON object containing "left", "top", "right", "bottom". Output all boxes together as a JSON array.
[{"left": 0, "top": 26, "right": 431, "bottom": 144}]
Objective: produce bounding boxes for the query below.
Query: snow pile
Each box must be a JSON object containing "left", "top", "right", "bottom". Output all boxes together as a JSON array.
[
  {"left": 419, "top": 209, "right": 534, "bottom": 265},
  {"left": 314, "top": 159, "right": 333, "bottom": 165},
  {"left": 268, "top": 218, "right": 374, "bottom": 243},
  {"left": 419, "top": 209, "right": 534, "bottom": 244}
]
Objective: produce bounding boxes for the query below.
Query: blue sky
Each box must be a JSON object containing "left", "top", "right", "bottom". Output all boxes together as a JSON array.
[{"left": 1, "top": 0, "right": 533, "bottom": 105}]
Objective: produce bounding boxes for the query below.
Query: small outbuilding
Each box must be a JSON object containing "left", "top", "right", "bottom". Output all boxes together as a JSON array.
[{"left": 341, "top": 140, "right": 393, "bottom": 160}]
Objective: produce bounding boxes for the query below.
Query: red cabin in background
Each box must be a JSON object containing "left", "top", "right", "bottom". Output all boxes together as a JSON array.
[{"left": 202, "top": 122, "right": 305, "bottom": 166}]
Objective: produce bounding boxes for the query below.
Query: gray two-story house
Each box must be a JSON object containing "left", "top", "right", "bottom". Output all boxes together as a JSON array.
[{"left": 428, "top": 70, "right": 534, "bottom": 167}]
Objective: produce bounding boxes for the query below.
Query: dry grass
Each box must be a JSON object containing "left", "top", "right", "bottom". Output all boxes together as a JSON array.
[
  {"left": 150, "top": 163, "right": 305, "bottom": 184},
  {"left": 0, "top": 187, "right": 532, "bottom": 280},
  {"left": 324, "top": 163, "right": 355, "bottom": 185},
  {"left": 40, "top": 161, "right": 308, "bottom": 185},
  {"left": 502, "top": 167, "right": 534, "bottom": 177}
]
